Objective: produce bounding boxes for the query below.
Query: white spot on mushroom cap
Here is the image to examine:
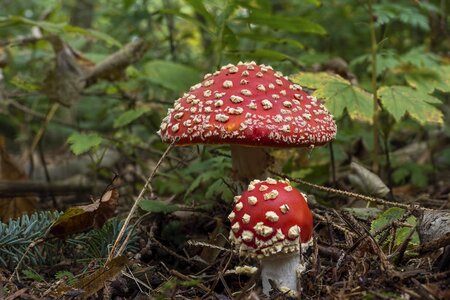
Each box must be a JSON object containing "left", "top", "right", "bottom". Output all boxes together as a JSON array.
[
  {"left": 288, "top": 225, "right": 301, "bottom": 239},
  {"left": 228, "top": 211, "right": 235, "bottom": 221},
  {"left": 284, "top": 185, "right": 293, "bottom": 192},
  {"left": 215, "top": 114, "right": 229, "bottom": 122},
  {"left": 259, "top": 185, "right": 268, "bottom": 191},
  {"left": 234, "top": 195, "right": 241, "bottom": 203},
  {"left": 241, "top": 230, "right": 254, "bottom": 242},
  {"left": 174, "top": 112, "right": 184, "bottom": 120},
  {"left": 203, "top": 90, "right": 212, "bottom": 97},
  {"left": 230, "top": 95, "right": 244, "bottom": 103},
  {"left": 264, "top": 190, "right": 279, "bottom": 200},
  {"left": 242, "top": 213, "right": 251, "bottom": 224},
  {"left": 254, "top": 222, "right": 273, "bottom": 237},
  {"left": 265, "top": 178, "right": 277, "bottom": 185},
  {"left": 232, "top": 222, "right": 240, "bottom": 232},
  {"left": 247, "top": 196, "right": 257, "bottom": 205},
  {"left": 235, "top": 202, "right": 243, "bottom": 211},
  {"left": 265, "top": 211, "right": 279, "bottom": 222},
  {"left": 229, "top": 66, "right": 238, "bottom": 73},
  {"left": 214, "top": 100, "right": 223, "bottom": 107},
  {"left": 241, "top": 89, "right": 252, "bottom": 96},
  {"left": 250, "top": 179, "right": 261, "bottom": 185},
  {"left": 280, "top": 204, "right": 290, "bottom": 214},
  {"left": 261, "top": 99, "right": 273, "bottom": 110},
  {"left": 227, "top": 107, "right": 244, "bottom": 115},
  {"left": 223, "top": 80, "right": 233, "bottom": 88},
  {"left": 171, "top": 123, "right": 179, "bottom": 132}
]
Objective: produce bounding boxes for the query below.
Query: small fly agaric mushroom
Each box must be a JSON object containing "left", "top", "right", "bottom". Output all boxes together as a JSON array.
[
  {"left": 158, "top": 61, "right": 336, "bottom": 181},
  {"left": 228, "top": 177, "right": 313, "bottom": 296}
]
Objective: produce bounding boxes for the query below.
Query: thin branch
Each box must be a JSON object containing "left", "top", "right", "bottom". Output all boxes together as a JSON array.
[
  {"left": 107, "top": 140, "right": 177, "bottom": 261},
  {"left": 269, "top": 170, "right": 435, "bottom": 212}
]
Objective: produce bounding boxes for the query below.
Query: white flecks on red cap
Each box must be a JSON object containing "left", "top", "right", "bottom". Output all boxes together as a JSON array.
[
  {"left": 228, "top": 178, "right": 313, "bottom": 258},
  {"left": 158, "top": 62, "right": 337, "bottom": 147}
]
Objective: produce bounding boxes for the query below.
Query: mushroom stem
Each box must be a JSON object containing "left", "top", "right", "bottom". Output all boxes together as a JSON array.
[
  {"left": 260, "top": 251, "right": 302, "bottom": 296},
  {"left": 230, "top": 145, "right": 272, "bottom": 183}
]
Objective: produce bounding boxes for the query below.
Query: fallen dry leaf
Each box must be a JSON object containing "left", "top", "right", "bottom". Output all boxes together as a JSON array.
[
  {"left": 49, "top": 188, "right": 119, "bottom": 238},
  {"left": 52, "top": 256, "right": 128, "bottom": 299},
  {"left": 0, "top": 136, "right": 37, "bottom": 222},
  {"left": 348, "top": 161, "right": 390, "bottom": 197}
]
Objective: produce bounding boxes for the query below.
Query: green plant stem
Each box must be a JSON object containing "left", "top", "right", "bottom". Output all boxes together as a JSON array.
[{"left": 368, "top": 0, "right": 380, "bottom": 174}]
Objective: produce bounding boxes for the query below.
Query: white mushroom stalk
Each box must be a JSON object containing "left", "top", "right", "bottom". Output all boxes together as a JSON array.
[
  {"left": 228, "top": 178, "right": 314, "bottom": 296},
  {"left": 259, "top": 242, "right": 312, "bottom": 296}
]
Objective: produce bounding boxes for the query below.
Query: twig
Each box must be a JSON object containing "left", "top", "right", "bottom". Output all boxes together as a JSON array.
[
  {"left": 187, "top": 240, "right": 237, "bottom": 254},
  {"left": 107, "top": 140, "right": 177, "bottom": 261},
  {"left": 269, "top": 170, "right": 434, "bottom": 211},
  {"left": 9, "top": 238, "right": 45, "bottom": 281},
  {"left": 7, "top": 98, "right": 73, "bottom": 127},
  {"left": 22, "top": 103, "right": 60, "bottom": 164},
  {"left": 413, "top": 232, "right": 450, "bottom": 254},
  {"left": 312, "top": 211, "right": 358, "bottom": 238},
  {"left": 38, "top": 141, "right": 59, "bottom": 210}
]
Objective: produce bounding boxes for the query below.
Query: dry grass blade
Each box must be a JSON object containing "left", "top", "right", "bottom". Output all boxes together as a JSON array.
[
  {"left": 269, "top": 170, "right": 435, "bottom": 211},
  {"left": 107, "top": 140, "right": 177, "bottom": 261}
]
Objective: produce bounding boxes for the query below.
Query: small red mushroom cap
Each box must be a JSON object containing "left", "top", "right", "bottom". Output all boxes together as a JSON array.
[
  {"left": 228, "top": 177, "right": 313, "bottom": 259},
  {"left": 158, "top": 61, "right": 336, "bottom": 147}
]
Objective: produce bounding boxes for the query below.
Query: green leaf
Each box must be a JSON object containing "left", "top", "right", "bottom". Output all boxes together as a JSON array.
[
  {"left": 22, "top": 269, "right": 44, "bottom": 282},
  {"left": 55, "top": 271, "right": 76, "bottom": 285},
  {"left": 139, "top": 200, "right": 180, "bottom": 214},
  {"left": 10, "top": 76, "right": 40, "bottom": 92},
  {"left": 371, "top": 207, "right": 420, "bottom": 247},
  {"left": 304, "top": 0, "right": 321, "bottom": 6},
  {"left": 238, "top": 33, "right": 304, "bottom": 49},
  {"left": 405, "top": 66, "right": 450, "bottom": 93},
  {"left": 143, "top": 60, "right": 201, "bottom": 92},
  {"left": 0, "top": 16, "right": 121, "bottom": 47},
  {"left": 400, "top": 47, "right": 439, "bottom": 68},
  {"left": 67, "top": 133, "right": 103, "bottom": 155},
  {"left": 392, "top": 163, "right": 432, "bottom": 188},
  {"left": 113, "top": 107, "right": 151, "bottom": 128},
  {"left": 184, "top": 0, "right": 215, "bottom": 25},
  {"left": 378, "top": 86, "right": 443, "bottom": 125},
  {"left": 240, "top": 11, "right": 326, "bottom": 35},
  {"left": 242, "top": 48, "right": 293, "bottom": 61},
  {"left": 290, "top": 72, "right": 373, "bottom": 123},
  {"left": 374, "top": 3, "right": 430, "bottom": 31}
]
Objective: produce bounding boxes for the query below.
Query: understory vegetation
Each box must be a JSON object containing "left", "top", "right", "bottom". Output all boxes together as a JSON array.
[{"left": 0, "top": 0, "right": 449, "bottom": 299}]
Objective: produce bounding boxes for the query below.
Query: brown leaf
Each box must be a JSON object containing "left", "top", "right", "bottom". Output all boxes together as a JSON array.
[
  {"left": 49, "top": 188, "right": 119, "bottom": 238},
  {"left": 348, "top": 161, "right": 390, "bottom": 197},
  {"left": 0, "top": 136, "right": 37, "bottom": 222},
  {"left": 52, "top": 256, "right": 128, "bottom": 299}
]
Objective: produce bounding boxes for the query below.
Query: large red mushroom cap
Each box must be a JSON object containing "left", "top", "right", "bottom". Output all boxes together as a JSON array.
[
  {"left": 228, "top": 177, "right": 313, "bottom": 259},
  {"left": 158, "top": 62, "right": 336, "bottom": 147}
]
